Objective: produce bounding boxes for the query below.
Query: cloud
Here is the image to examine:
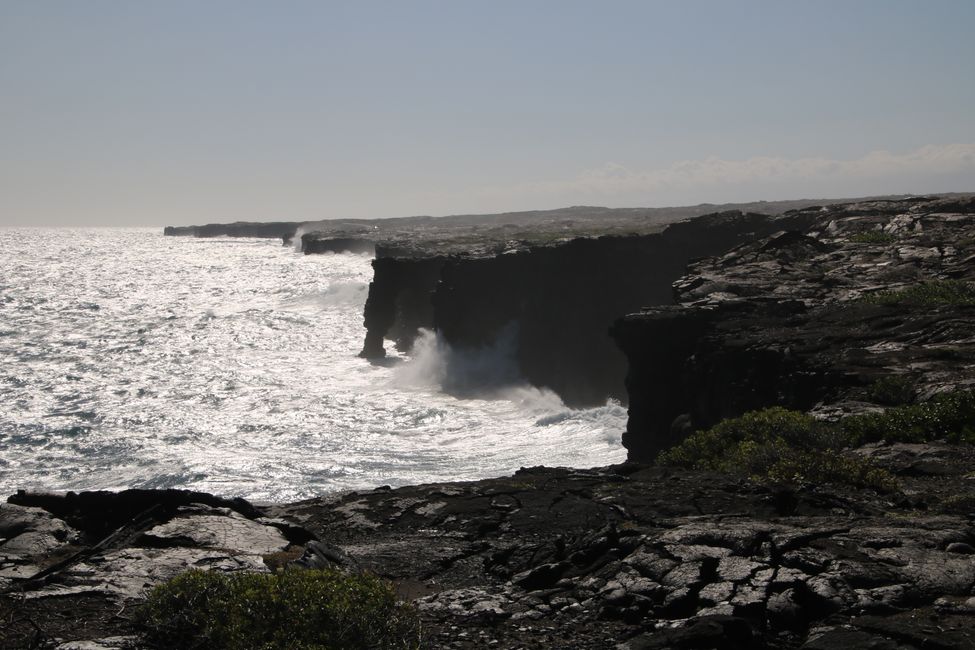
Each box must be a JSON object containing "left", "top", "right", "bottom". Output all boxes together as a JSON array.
[{"left": 467, "top": 143, "right": 975, "bottom": 206}]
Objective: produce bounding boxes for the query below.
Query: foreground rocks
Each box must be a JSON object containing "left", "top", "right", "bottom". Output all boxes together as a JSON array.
[
  {"left": 5, "top": 455, "right": 975, "bottom": 648},
  {"left": 0, "top": 490, "right": 307, "bottom": 648}
]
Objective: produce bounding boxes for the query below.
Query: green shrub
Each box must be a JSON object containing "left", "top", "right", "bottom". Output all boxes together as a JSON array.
[
  {"left": 657, "top": 390, "right": 975, "bottom": 490},
  {"left": 849, "top": 231, "right": 897, "bottom": 244},
  {"left": 935, "top": 493, "right": 975, "bottom": 515},
  {"left": 139, "top": 569, "right": 421, "bottom": 650},
  {"left": 842, "top": 390, "right": 975, "bottom": 445},
  {"left": 861, "top": 280, "right": 975, "bottom": 307},
  {"left": 657, "top": 407, "right": 826, "bottom": 470},
  {"left": 656, "top": 407, "right": 893, "bottom": 490},
  {"left": 728, "top": 441, "right": 896, "bottom": 492}
]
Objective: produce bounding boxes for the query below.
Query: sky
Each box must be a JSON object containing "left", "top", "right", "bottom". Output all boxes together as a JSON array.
[{"left": 1, "top": 1, "right": 974, "bottom": 226}]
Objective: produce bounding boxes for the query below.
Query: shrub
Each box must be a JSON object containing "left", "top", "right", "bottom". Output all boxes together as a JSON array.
[
  {"left": 657, "top": 390, "right": 975, "bottom": 490},
  {"left": 861, "top": 280, "right": 975, "bottom": 307},
  {"left": 657, "top": 407, "right": 894, "bottom": 490},
  {"left": 935, "top": 493, "right": 975, "bottom": 515},
  {"left": 139, "top": 569, "right": 421, "bottom": 650},
  {"left": 657, "top": 407, "right": 826, "bottom": 471},
  {"left": 842, "top": 390, "right": 975, "bottom": 445},
  {"left": 728, "top": 441, "right": 896, "bottom": 492}
]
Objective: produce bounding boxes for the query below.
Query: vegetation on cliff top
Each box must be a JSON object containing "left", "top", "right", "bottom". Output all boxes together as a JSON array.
[
  {"left": 657, "top": 389, "right": 975, "bottom": 490},
  {"left": 139, "top": 568, "right": 421, "bottom": 650},
  {"left": 848, "top": 230, "right": 898, "bottom": 244},
  {"left": 656, "top": 407, "right": 897, "bottom": 491},
  {"left": 842, "top": 389, "right": 975, "bottom": 445},
  {"left": 861, "top": 280, "right": 975, "bottom": 307}
]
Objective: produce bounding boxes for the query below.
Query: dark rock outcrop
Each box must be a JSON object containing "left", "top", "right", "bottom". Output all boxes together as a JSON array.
[
  {"left": 360, "top": 251, "right": 448, "bottom": 358},
  {"left": 612, "top": 195, "right": 975, "bottom": 461}
]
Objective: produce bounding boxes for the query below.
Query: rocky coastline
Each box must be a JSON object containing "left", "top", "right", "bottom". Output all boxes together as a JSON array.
[
  {"left": 6, "top": 194, "right": 975, "bottom": 648},
  {"left": 5, "top": 454, "right": 975, "bottom": 649}
]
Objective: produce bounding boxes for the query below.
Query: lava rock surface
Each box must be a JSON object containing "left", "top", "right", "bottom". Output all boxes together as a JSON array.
[{"left": 6, "top": 459, "right": 975, "bottom": 648}]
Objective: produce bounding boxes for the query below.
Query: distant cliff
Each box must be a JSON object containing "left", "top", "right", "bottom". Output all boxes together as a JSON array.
[
  {"left": 164, "top": 221, "right": 302, "bottom": 239},
  {"left": 163, "top": 197, "right": 911, "bottom": 242},
  {"left": 611, "top": 195, "right": 975, "bottom": 461}
]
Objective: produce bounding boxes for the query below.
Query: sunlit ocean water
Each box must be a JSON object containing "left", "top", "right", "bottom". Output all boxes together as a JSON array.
[{"left": 0, "top": 228, "right": 626, "bottom": 501}]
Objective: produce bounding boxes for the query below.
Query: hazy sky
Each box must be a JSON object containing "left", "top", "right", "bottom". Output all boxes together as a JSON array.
[{"left": 2, "top": 1, "right": 974, "bottom": 226}]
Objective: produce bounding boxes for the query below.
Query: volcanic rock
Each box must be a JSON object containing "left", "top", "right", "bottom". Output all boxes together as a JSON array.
[{"left": 612, "top": 195, "right": 975, "bottom": 460}]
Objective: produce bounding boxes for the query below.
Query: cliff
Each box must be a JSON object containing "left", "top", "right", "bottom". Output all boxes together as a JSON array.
[
  {"left": 612, "top": 195, "right": 975, "bottom": 461},
  {"left": 361, "top": 211, "right": 814, "bottom": 406}
]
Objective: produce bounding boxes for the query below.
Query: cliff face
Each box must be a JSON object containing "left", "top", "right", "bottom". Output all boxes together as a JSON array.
[
  {"left": 441, "top": 212, "right": 833, "bottom": 407},
  {"left": 360, "top": 211, "right": 806, "bottom": 406},
  {"left": 612, "top": 196, "right": 975, "bottom": 462}
]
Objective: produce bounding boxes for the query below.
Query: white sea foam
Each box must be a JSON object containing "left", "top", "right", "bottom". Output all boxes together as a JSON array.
[
  {"left": 396, "top": 325, "right": 626, "bottom": 441},
  {"left": 284, "top": 282, "right": 369, "bottom": 309},
  {"left": 394, "top": 324, "right": 531, "bottom": 395}
]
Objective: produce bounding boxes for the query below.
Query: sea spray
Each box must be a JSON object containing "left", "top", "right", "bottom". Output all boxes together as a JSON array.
[
  {"left": 394, "top": 324, "right": 627, "bottom": 447},
  {"left": 393, "top": 324, "right": 523, "bottom": 396},
  {"left": 292, "top": 225, "right": 307, "bottom": 252}
]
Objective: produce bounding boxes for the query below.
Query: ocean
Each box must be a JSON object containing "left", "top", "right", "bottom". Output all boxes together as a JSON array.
[{"left": 0, "top": 228, "right": 626, "bottom": 502}]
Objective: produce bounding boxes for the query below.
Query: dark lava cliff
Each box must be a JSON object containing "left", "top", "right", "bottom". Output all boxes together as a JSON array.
[
  {"left": 359, "top": 212, "right": 821, "bottom": 407},
  {"left": 612, "top": 195, "right": 975, "bottom": 461}
]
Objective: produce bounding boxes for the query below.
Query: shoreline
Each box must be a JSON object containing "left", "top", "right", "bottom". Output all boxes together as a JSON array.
[{"left": 5, "top": 194, "right": 975, "bottom": 648}]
